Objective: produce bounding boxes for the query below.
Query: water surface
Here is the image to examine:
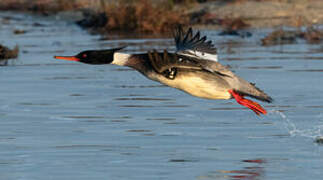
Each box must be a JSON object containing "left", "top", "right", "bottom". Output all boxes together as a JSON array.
[{"left": 0, "top": 12, "right": 323, "bottom": 180}]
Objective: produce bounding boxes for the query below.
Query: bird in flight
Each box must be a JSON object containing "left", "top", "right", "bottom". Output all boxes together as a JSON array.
[{"left": 54, "top": 27, "right": 272, "bottom": 115}]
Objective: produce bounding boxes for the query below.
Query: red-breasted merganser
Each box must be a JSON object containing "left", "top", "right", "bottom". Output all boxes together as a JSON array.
[{"left": 54, "top": 27, "right": 272, "bottom": 115}]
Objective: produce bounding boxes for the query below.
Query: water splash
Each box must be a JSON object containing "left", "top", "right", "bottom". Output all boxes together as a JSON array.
[{"left": 270, "top": 110, "right": 323, "bottom": 140}]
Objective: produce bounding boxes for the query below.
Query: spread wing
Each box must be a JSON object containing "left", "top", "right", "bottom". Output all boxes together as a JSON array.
[
  {"left": 148, "top": 50, "right": 202, "bottom": 73},
  {"left": 174, "top": 26, "right": 218, "bottom": 62},
  {"left": 148, "top": 49, "right": 233, "bottom": 77}
]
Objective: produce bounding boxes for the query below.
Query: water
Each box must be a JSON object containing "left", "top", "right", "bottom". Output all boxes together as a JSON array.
[{"left": 0, "top": 12, "right": 323, "bottom": 180}]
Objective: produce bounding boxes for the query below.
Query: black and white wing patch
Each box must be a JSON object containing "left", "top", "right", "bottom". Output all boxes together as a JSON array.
[
  {"left": 147, "top": 49, "right": 233, "bottom": 80},
  {"left": 174, "top": 26, "right": 218, "bottom": 62},
  {"left": 148, "top": 50, "right": 202, "bottom": 73},
  {"left": 148, "top": 50, "right": 202, "bottom": 79}
]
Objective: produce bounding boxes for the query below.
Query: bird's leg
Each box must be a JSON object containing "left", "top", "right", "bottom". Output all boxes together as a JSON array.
[{"left": 228, "top": 89, "right": 267, "bottom": 116}]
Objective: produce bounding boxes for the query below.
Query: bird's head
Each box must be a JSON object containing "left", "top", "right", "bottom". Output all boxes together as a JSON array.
[{"left": 54, "top": 46, "right": 126, "bottom": 65}]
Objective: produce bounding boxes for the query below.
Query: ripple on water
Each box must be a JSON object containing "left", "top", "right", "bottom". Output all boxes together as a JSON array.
[
  {"left": 161, "top": 104, "right": 190, "bottom": 108},
  {"left": 126, "top": 129, "right": 152, "bottom": 133},
  {"left": 18, "top": 102, "right": 53, "bottom": 106},
  {"left": 244, "top": 66, "right": 283, "bottom": 69},
  {"left": 115, "top": 85, "right": 166, "bottom": 88},
  {"left": 69, "top": 94, "right": 85, "bottom": 97},
  {"left": 44, "top": 76, "right": 90, "bottom": 80},
  {"left": 62, "top": 115, "right": 105, "bottom": 119},
  {"left": 54, "top": 144, "right": 141, "bottom": 151},
  {"left": 2, "top": 11, "right": 323, "bottom": 180},
  {"left": 119, "top": 105, "right": 155, "bottom": 108},
  {"left": 146, "top": 118, "right": 176, "bottom": 121},
  {"left": 49, "top": 115, "right": 106, "bottom": 121},
  {"left": 114, "top": 97, "right": 173, "bottom": 101},
  {"left": 168, "top": 159, "right": 199, "bottom": 163},
  {"left": 288, "top": 69, "right": 323, "bottom": 72}
]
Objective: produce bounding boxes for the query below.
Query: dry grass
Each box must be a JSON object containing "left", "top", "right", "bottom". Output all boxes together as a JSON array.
[
  {"left": 103, "top": 0, "right": 188, "bottom": 33},
  {"left": 0, "top": 0, "right": 85, "bottom": 13},
  {"left": 0, "top": 0, "right": 189, "bottom": 34}
]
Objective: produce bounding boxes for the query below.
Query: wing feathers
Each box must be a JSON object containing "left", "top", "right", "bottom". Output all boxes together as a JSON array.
[
  {"left": 148, "top": 50, "right": 203, "bottom": 74},
  {"left": 174, "top": 26, "right": 217, "bottom": 57}
]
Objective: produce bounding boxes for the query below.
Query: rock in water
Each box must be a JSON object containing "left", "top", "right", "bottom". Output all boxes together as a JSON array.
[
  {"left": 314, "top": 136, "right": 323, "bottom": 144},
  {"left": 0, "top": 44, "right": 19, "bottom": 66}
]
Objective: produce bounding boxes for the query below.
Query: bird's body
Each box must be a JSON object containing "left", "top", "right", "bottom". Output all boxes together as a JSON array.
[
  {"left": 115, "top": 52, "right": 232, "bottom": 100},
  {"left": 114, "top": 51, "right": 271, "bottom": 102},
  {"left": 149, "top": 69, "right": 232, "bottom": 100},
  {"left": 54, "top": 27, "right": 272, "bottom": 115}
]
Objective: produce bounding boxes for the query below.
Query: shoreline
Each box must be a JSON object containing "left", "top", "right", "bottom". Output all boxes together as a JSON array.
[
  {"left": 0, "top": 0, "right": 322, "bottom": 45},
  {"left": 0, "top": 0, "right": 322, "bottom": 32}
]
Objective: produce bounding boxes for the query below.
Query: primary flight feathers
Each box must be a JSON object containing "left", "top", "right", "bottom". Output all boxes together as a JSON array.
[{"left": 174, "top": 26, "right": 218, "bottom": 61}]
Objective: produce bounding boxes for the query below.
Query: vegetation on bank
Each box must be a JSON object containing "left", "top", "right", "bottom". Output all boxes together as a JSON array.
[
  {"left": 0, "top": 0, "right": 190, "bottom": 34},
  {"left": 1, "top": 0, "right": 323, "bottom": 43},
  {"left": 100, "top": 0, "right": 188, "bottom": 33},
  {"left": 0, "top": 0, "right": 255, "bottom": 34}
]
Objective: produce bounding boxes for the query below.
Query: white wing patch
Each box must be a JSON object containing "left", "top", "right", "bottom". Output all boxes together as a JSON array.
[{"left": 177, "top": 50, "right": 218, "bottom": 62}]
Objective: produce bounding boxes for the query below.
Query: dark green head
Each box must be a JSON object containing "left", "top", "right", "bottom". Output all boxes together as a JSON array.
[{"left": 54, "top": 46, "right": 126, "bottom": 64}]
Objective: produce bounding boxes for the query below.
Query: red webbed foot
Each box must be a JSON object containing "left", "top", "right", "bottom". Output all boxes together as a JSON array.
[{"left": 228, "top": 89, "right": 267, "bottom": 115}]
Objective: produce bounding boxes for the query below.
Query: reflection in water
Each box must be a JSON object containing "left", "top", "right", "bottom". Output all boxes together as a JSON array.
[
  {"left": 199, "top": 159, "right": 265, "bottom": 180},
  {"left": 2, "top": 11, "right": 323, "bottom": 180}
]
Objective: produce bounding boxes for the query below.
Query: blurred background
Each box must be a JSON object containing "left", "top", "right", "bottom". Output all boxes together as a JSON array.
[
  {"left": 1, "top": 0, "right": 323, "bottom": 34},
  {"left": 0, "top": 1, "right": 323, "bottom": 180}
]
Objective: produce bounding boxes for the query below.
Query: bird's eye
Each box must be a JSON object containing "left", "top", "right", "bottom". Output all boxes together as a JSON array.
[{"left": 82, "top": 54, "right": 87, "bottom": 58}]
